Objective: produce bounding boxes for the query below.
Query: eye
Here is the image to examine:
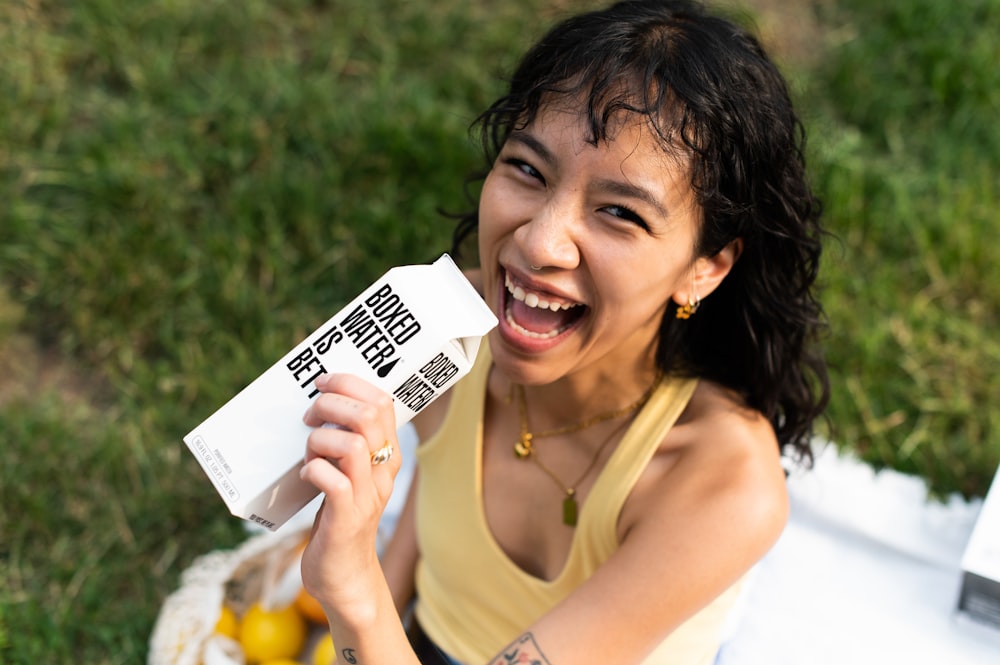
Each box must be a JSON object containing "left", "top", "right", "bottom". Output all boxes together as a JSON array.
[
  {"left": 602, "top": 204, "right": 650, "bottom": 231},
  {"left": 502, "top": 157, "right": 545, "bottom": 185}
]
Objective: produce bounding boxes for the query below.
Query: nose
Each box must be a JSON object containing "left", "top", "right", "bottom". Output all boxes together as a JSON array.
[{"left": 514, "top": 194, "right": 582, "bottom": 270}]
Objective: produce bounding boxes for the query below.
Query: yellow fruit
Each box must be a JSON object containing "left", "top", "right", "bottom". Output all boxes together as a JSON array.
[
  {"left": 238, "top": 602, "right": 307, "bottom": 663},
  {"left": 311, "top": 633, "right": 336, "bottom": 665},
  {"left": 213, "top": 604, "right": 239, "bottom": 639},
  {"left": 294, "top": 587, "right": 328, "bottom": 625},
  {"left": 259, "top": 660, "right": 304, "bottom": 665}
]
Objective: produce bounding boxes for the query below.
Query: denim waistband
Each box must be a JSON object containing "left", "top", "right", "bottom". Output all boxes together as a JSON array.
[{"left": 406, "top": 619, "right": 465, "bottom": 665}]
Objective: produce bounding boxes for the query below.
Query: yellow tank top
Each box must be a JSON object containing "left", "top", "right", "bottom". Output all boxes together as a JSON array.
[{"left": 414, "top": 347, "right": 743, "bottom": 664}]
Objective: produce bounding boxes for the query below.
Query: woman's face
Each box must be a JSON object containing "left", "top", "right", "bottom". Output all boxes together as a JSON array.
[{"left": 478, "top": 101, "right": 705, "bottom": 385}]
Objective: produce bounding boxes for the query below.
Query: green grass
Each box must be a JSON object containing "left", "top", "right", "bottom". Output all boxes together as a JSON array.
[
  {"left": 1, "top": 388, "right": 243, "bottom": 661},
  {"left": 0, "top": 0, "right": 997, "bottom": 662},
  {"left": 808, "top": 0, "right": 1000, "bottom": 497}
]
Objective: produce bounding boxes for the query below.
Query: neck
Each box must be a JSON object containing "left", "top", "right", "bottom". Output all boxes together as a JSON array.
[{"left": 510, "top": 360, "right": 661, "bottom": 431}]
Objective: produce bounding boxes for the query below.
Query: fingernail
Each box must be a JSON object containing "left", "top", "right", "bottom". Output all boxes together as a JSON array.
[{"left": 315, "top": 373, "right": 330, "bottom": 388}]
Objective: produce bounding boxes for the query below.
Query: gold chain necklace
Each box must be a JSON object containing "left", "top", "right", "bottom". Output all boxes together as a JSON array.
[{"left": 512, "top": 373, "right": 661, "bottom": 526}]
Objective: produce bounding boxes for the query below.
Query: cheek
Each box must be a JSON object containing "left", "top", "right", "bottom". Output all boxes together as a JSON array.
[
  {"left": 596, "top": 250, "right": 686, "bottom": 313},
  {"left": 477, "top": 174, "right": 528, "bottom": 248},
  {"left": 476, "top": 173, "right": 502, "bottom": 241}
]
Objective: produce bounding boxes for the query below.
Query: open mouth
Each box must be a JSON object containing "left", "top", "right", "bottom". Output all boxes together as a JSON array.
[{"left": 503, "top": 272, "right": 587, "bottom": 340}]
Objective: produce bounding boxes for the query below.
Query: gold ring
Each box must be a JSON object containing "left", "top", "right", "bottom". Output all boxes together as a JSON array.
[{"left": 370, "top": 442, "right": 393, "bottom": 466}]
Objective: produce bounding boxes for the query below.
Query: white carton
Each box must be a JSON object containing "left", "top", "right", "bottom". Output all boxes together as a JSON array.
[
  {"left": 958, "top": 465, "right": 1000, "bottom": 628},
  {"left": 184, "top": 254, "right": 497, "bottom": 531}
]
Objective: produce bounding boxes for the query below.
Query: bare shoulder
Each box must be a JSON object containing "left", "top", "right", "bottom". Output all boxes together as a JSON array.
[
  {"left": 679, "top": 380, "right": 787, "bottom": 522},
  {"left": 623, "top": 379, "right": 789, "bottom": 551},
  {"left": 578, "top": 379, "right": 790, "bottom": 647},
  {"left": 680, "top": 379, "right": 780, "bottom": 462}
]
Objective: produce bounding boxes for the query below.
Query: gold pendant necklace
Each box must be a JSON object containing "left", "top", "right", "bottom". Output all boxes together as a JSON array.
[{"left": 513, "top": 372, "right": 661, "bottom": 526}]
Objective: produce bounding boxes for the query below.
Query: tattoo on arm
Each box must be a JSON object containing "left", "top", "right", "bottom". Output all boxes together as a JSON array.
[
  {"left": 342, "top": 647, "right": 358, "bottom": 664},
  {"left": 489, "top": 632, "right": 552, "bottom": 665}
]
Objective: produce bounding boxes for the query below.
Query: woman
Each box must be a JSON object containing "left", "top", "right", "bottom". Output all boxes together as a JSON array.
[{"left": 299, "top": 1, "right": 829, "bottom": 663}]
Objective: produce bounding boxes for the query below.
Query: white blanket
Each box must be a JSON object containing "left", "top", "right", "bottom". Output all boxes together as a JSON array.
[{"left": 718, "top": 443, "right": 999, "bottom": 664}]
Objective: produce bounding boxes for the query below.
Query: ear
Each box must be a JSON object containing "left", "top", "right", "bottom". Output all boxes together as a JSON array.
[{"left": 672, "top": 238, "right": 743, "bottom": 307}]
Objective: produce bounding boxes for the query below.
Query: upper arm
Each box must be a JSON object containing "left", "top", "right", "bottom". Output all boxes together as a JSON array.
[{"left": 490, "top": 410, "right": 787, "bottom": 664}]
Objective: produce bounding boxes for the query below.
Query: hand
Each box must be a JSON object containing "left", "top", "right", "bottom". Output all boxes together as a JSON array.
[{"left": 298, "top": 373, "right": 400, "bottom": 619}]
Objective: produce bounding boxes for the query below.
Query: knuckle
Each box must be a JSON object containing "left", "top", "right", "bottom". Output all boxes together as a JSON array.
[
  {"left": 347, "top": 434, "right": 369, "bottom": 455},
  {"left": 305, "top": 428, "right": 329, "bottom": 453},
  {"left": 358, "top": 402, "right": 381, "bottom": 424},
  {"left": 324, "top": 373, "right": 349, "bottom": 392},
  {"left": 373, "top": 391, "right": 394, "bottom": 411}
]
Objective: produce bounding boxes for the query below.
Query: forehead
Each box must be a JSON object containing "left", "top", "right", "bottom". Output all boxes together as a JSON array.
[
  {"left": 520, "top": 99, "right": 691, "bottom": 183},
  {"left": 523, "top": 93, "right": 689, "bottom": 165}
]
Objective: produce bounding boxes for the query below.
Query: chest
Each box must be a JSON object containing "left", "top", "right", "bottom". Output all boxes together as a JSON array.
[{"left": 480, "top": 413, "right": 624, "bottom": 580}]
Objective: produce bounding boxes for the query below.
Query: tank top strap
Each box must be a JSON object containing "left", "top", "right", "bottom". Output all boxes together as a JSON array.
[{"left": 574, "top": 374, "right": 699, "bottom": 565}]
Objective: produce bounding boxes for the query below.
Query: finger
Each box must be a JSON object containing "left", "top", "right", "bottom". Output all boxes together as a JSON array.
[
  {"left": 366, "top": 438, "right": 401, "bottom": 501},
  {"left": 304, "top": 374, "right": 397, "bottom": 446},
  {"left": 302, "top": 420, "right": 398, "bottom": 503},
  {"left": 303, "top": 423, "right": 368, "bottom": 465},
  {"left": 301, "top": 429, "right": 383, "bottom": 507},
  {"left": 299, "top": 454, "right": 354, "bottom": 503},
  {"left": 300, "top": 440, "right": 394, "bottom": 550},
  {"left": 303, "top": 404, "right": 399, "bottom": 476}
]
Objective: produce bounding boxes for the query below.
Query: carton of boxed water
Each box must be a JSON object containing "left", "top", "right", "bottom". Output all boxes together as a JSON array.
[
  {"left": 958, "top": 465, "right": 1000, "bottom": 629},
  {"left": 184, "top": 254, "right": 497, "bottom": 531}
]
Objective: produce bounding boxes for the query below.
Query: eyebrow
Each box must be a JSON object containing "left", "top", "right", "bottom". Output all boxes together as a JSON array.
[
  {"left": 507, "top": 131, "right": 556, "bottom": 168},
  {"left": 594, "top": 178, "right": 669, "bottom": 219},
  {"left": 507, "top": 130, "right": 670, "bottom": 220}
]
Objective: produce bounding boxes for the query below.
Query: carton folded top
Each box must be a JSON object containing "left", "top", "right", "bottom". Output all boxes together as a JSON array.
[{"left": 387, "top": 254, "right": 496, "bottom": 362}]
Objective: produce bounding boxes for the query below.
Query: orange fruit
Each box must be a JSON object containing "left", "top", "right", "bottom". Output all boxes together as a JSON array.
[
  {"left": 294, "top": 586, "right": 328, "bottom": 624},
  {"left": 259, "top": 660, "right": 304, "bottom": 665},
  {"left": 213, "top": 604, "right": 239, "bottom": 639},
  {"left": 238, "top": 602, "right": 307, "bottom": 663},
  {"left": 311, "top": 633, "right": 336, "bottom": 665}
]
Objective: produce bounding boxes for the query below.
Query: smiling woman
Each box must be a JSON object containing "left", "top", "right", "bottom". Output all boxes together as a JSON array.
[
  {"left": 296, "top": 2, "right": 830, "bottom": 664},
  {"left": 479, "top": 102, "right": 711, "bottom": 370}
]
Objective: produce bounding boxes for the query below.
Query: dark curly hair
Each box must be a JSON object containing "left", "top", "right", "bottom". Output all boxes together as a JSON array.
[{"left": 452, "top": 0, "right": 829, "bottom": 459}]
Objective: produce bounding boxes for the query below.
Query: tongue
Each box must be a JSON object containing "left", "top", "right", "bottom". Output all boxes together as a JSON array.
[{"left": 511, "top": 299, "right": 577, "bottom": 334}]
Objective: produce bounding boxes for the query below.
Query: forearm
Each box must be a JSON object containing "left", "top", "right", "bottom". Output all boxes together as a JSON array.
[
  {"left": 380, "top": 471, "right": 420, "bottom": 616},
  {"left": 326, "top": 576, "right": 421, "bottom": 665},
  {"left": 298, "top": 373, "right": 422, "bottom": 663}
]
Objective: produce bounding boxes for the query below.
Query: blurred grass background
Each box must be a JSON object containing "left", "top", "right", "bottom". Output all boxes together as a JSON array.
[{"left": 0, "top": 0, "right": 997, "bottom": 662}]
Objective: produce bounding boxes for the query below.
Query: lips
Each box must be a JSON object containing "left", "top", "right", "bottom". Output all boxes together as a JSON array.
[{"left": 503, "top": 272, "right": 586, "bottom": 340}]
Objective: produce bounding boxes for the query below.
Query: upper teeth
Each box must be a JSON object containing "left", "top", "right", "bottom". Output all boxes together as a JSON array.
[{"left": 505, "top": 274, "right": 579, "bottom": 311}]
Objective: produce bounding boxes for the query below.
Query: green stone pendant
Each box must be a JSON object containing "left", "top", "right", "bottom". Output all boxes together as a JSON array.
[{"left": 562, "top": 492, "right": 578, "bottom": 527}]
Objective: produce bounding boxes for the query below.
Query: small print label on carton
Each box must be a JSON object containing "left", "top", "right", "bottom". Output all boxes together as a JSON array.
[{"left": 184, "top": 254, "right": 497, "bottom": 530}]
